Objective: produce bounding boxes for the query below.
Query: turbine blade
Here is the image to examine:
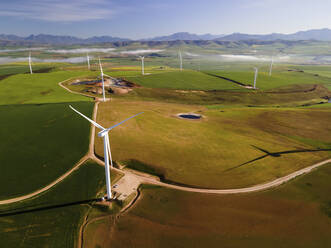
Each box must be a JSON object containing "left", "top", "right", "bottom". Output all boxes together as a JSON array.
[
  {"left": 69, "top": 105, "right": 105, "bottom": 130},
  {"left": 105, "top": 112, "right": 143, "bottom": 131}
]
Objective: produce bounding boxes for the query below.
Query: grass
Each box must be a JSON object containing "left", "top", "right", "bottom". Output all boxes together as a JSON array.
[
  {"left": 0, "top": 63, "right": 56, "bottom": 78},
  {"left": 127, "top": 70, "right": 243, "bottom": 90},
  {"left": 120, "top": 83, "right": 329, "bottom": 106},
  {"left": 105, "top": 163, "right": 331, "bottom": 248},
  {"left": 0, "top": 160, "right": 109, "bottom": 248},
  {"left": 205, "top": 70, "right": 331, "bottom": 90},
  {"left": 0, "top": 102, "right": 94, "bottom": 200},
  {"left": 95, "top": 99, "right": 331, "bottom": 188},
  {"left": 0, "top": 70, "right": 97, "bottom": 105}
]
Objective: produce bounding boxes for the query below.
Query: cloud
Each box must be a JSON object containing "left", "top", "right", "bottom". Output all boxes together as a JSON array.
[
  {"left": 0, "top": 0, "right": 115, "bottom": 22},
  {"left": 119, "top": 49, "right": 164, "bottom": 55},
  {"left": 219, "top": 54, "right": 293, "bottom": 62},
  {"left": 46, "top": 48, "right": 115, "bottom": 53},
  {"left": 0, "top": 56, "right": 90, "bottom": 64},
  {"left": 0, "top": 47, "right": 45, "bottom": 53}
]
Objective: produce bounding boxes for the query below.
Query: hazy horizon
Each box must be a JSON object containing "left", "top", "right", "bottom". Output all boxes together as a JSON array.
[{"left": 1, "top": 0, "right": 331, "bottom": 39}]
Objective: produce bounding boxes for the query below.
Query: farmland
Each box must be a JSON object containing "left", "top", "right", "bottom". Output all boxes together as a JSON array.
[
  {"left": 205, "top": 69, "right": 331, "bottom": 90},
  {"left": 0, "top": 102, "right": 93, "bottom": 200},
  {"left": 104, "top": 163, "right": 331, "bottom": 248},
  {"left": 0, "top": 160, "right": 110, "bottom": 248},
  {"left": 0, "top": 70, "right": 97, "bottom": 105},
  {"left": 127, "top": 70, "right": 242, "bottom": 90},
  {"left": 95, "top": 99, "right": 331, "bottom": 188},
  {"left": 0, "top": 47, "right": 330, "bottom": 248}
]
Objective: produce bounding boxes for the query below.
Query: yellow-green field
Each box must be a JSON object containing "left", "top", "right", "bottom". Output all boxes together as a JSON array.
[
  {"left": 94, "top": 99, "right": 331, "bottom": 188},
  {"left": 101, "top": 163, "right": 331, "bottom": 248}
]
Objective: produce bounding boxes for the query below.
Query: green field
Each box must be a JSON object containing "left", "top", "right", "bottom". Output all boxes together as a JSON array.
[
  {"left": 0, "top": 63, "right": 57, "bottom": 79},
  {"left": 0, "top": 102, "right": 93, "bottom": 199},
  {"left": 104, "top": 163, "right": 331, "bottom": 248},
  {"left": 95, "top": 99, "right": 331, "bottom": 188},
  {"left": 127, "top": 70, "right": 243, "bottom": 90},
  {"left": 0, "top": 160, "right": 107, "bottom": 248},
  {"left": 0, "top": 71, "right": 97, "bottom": 105},
  {"left": 206, "top": 70, "right": 331, "bottom": 90}
]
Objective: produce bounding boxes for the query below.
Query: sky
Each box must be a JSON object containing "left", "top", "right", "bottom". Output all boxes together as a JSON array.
[{"left": 1, "top": 0, "right": 331, "bottom": 39}]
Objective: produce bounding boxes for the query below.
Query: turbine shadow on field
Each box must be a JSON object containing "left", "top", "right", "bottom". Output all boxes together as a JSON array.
[
  {"left": 0, "top": 198, "right": 101, "bottom": 218},
  {"left": 224, "top": 145, "right": 331, "bottom": 172}
]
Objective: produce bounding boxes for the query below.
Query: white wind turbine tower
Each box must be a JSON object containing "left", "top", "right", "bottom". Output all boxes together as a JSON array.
[
  {"left": 98, "top": 58, "right": 112, "bottom": 102},
  {"left": 69, "top": 105, "right": 143, "bottom": 201},
  {"left": 28, "top": 52, "right": 33, "bottom": 74},
  {"left": 269, "top": 56, "right": 274, "bottom": 76},
  {"left": 87, "top": 53, "right": 90, "bottom": 70},
  {"left": 253, "top": 67, "right": 258, "bottom": 89},
  {"left": 178, "top": 50, "right": 183, "bottom": 71},
  {"left": 139, "top": 56, "right": 145, "bottom": 75}
]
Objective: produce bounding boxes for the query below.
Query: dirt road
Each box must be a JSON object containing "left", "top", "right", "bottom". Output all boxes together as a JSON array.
[{"left": 1, "top": 78, "right": 330, "bottom": 205}]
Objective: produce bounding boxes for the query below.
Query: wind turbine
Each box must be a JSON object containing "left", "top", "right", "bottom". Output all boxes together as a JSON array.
[
  {"left": 179, "top": 50, "right": 183, "bottom": 71},
  {"left": 139, "top": 56, "right": 145, "bottom": 75},
  {"left": 98, "top": 58, "right": 112, "bottom": 102},
  {"left": 28, "top": 52, "right": 33, "bottom": 74},
  {"left": 269, "top": 56, "right": 274, "bottom": 76},
  {"left": 253, "top": 67, "right": 258, "bottom": 89},
  {"left": 69, "top": 105, "right": 143, "bottom": 201},
  {"left": 87, "top": 53, "right": 90, "bottom": 70}
]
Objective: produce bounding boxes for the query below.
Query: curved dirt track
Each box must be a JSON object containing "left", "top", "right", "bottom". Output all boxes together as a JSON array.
[
  {"left": 145, "top": 158, "right": 331, "bottom": 194},
  {"left": 1, "top": 77, "right": 330, "bottom": 205}
]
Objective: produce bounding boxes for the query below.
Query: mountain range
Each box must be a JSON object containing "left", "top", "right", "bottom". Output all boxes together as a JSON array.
[{"left": 1, "top": 29, "right": 331, "bottom": 45}]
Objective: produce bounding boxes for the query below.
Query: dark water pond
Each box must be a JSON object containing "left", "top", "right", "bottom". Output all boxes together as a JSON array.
[{"left": 178, "top": 114, "right": 201, "bottom": 119}]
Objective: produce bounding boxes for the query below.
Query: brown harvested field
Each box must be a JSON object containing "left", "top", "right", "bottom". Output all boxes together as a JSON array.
[
  {"left": 89, "top": 163, "right": 331, "bottom": 248},
  {"left": 94, "top": 99, "right": 331, "bottom": 189}
]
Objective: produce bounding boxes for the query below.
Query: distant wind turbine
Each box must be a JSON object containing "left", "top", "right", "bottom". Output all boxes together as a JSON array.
[
  {"left": 179, "top": 50, "right": 183, "bottom": 71},
  {"left": 139, "top": 56, "right": 145, "bottom": 75},
  {"left": 253, "top": 67, "right": 258, "bottom": 89},
  {"left": 28, "top": 52, "right": 33, "bottom": 74},
  {"left": 98, "top": 58, "right": 112, "bottom": 102},
  {"left": 87, "top": 53, "right": 90, "bottom": 70},
  {"left": 69, "top": 105, "right": 143, "bottom": 201},
  {"left": 269, "top": 56, "right": 274, "bottom": 76}
]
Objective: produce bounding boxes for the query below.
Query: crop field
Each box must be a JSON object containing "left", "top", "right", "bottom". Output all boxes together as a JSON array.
[
  {"left": 127, "top": 70, "right": 243, "bottom": 90},
  {"left": 0, "top": 160, "right": 109, "bottom": 248},
  {"left": 104, "top": 163, "right": 331, "bottom": 248},
  {"left": 0, "top": 102, "right": 93, "bottom": 200},
  {"left": 205, "top": 69, "right": 331, "bottom": 90},
  {"left": 0, "top": 70, "right": 97, "bottom": 105},
  {"left": 95, "top": 99, "right": 331, "bottom": 188}
]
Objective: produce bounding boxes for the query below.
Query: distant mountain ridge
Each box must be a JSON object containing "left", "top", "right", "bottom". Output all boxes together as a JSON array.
[
  {"left": 143, "top": 32, "right": 225, "bottom": 41},
  {"left": 0, "top": 34, "right": 131, "bottom": 45},
  {"left": 218, "top": 28, "right": 331, "bottom": 41},
  {"left": 1, "top": 28, "right": 331, "bottom": 45}
]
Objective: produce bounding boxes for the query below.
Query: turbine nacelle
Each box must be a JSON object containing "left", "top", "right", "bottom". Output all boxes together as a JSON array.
[{"left": 98, "top": 129, "right": 109, "bottom": 137}]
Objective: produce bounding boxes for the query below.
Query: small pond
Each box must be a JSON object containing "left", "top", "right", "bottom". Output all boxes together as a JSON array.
[{"left": 177, "top": 113, "right": 202, "bottom": 120}]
